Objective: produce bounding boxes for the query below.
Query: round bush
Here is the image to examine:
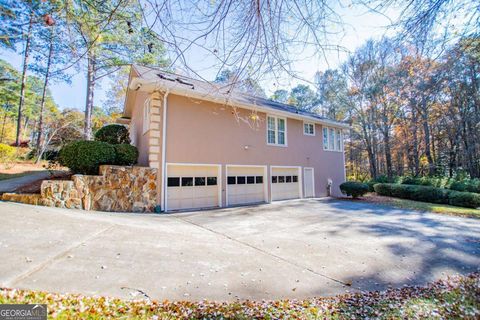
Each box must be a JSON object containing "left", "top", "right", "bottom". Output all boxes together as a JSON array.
[
  {"left": 114, "top": 144, "right": 139, "bottom": 166},
  {"left": 94, "top": 124, "right": 130, "bottom": 145},
  {"left": 340, "top": 181, "right": 369, "bottom": 199},
  {"left": 59, "top": 141, "right": 116, "bottom": 174}
]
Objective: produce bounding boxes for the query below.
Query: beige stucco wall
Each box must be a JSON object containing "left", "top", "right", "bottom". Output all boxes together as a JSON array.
[
  {"left": 147, "top": 93, "right": 346, "bottom": 205},
  {"left": 130, "top": 90, "right": 151, "bottom": 166}
]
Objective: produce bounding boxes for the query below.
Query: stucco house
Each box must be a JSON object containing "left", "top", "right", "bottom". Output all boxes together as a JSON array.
[{"left": 120, "top": 65, "right": 349, "bottom": 212}]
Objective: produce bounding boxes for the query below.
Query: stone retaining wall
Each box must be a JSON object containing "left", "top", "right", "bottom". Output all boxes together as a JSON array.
[{"left": 1, "top": 165, "right": 158, "bottom": 213}]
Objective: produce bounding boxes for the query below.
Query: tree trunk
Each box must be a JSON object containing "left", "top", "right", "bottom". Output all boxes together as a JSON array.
[
  {"left": 36, "top": 28, "right": 54, "bottom": 163},
  {"left": 411, "top": 108, "right": 420, "bottom": 176},
  {"left": 15, "top": 13, "right": 34, "bottom": 146},
  {"left": 84, "top": 49, "right": 96, "bottom": 140},
  {"left": 420, "top": 98, "right": 435, "bottom": 175}
]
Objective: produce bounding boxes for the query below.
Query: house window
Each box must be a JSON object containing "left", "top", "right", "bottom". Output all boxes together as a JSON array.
[
  {"left": 272, "top": 176, "right": 278, "bottom": 183},
  {"left": 323, "top": 126, "right": 343, "bottom": 151},
  {"left": 237, "top": 176, "right": 246, "bottom": 184},
  {"left": 304, "top": 122, "right": 315, "bottom": 136},
  {"left": 255, "top": 176, "right": 263, "bottom": 184},
  {"left": 293, "top": 175, "right": 298, "bottom": 182},
  {"left": 247, "top": 176, "right": 255, "bottom": 184},
  {"left": 143, "top": 98, "right": 151, "bottom": 134},
  {"left": 267, "top": 115, "right": 287, "bottom": 146},
  {"left": 278, "top": 176, "right": 285, "bottom": 183},
  {"left": 286, "top": 176, "right": 292, "bottom": 183},
  {"left": 227, "top": 176, "right": 236, "bottom": 185}
]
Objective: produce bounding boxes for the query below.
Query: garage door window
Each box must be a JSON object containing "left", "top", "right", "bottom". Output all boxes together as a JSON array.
[
  {"left": 170, "top": 176, "right": 217, "bottom": 187},
  {"left": 195, "top": 177, "right": 206, "bottom": 186},
  {"left": 168, "top": 177, "right": 180, "bottom": 187},
  {"left": 181, "top": 177, "right": 194, "bottom": 186},
  {"left": 271, "top": 175, "right": 299, "bottom": 183},
  {"left": 207, "top": 177, "right": 217, "bottom": 185},
  {"left": 229, "top": 175, "right": 264, "bottom": 185}
]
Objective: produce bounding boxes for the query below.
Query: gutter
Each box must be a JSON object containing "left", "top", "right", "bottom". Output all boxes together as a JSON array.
[{"left": 160, "top": 90, "right": 170, "bottom": 211}]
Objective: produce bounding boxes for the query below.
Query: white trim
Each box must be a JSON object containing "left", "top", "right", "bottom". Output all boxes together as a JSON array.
[
  {"left": 160, "top": 91, "right": 169, "bottom": 211},
  {"left": 225, "top": 165, "right": 268, "bottom": 207},
  {"left": 266, "top": 115, "right": 288, "bottom": 147},
  {"left": 303, "top": 167, "right": 315, "bottom": 198},
  {"left": 303, "top": 122, "right": 315, "bottom": 136},
  {"left": 142, "top": 97, "right": 151, "bottom": 134},
  {"left": 165, "top": 162, "right": 222, "bottom": 212},
  {"left": 270, "top": 165, "right": 303, "bottom": 201}
]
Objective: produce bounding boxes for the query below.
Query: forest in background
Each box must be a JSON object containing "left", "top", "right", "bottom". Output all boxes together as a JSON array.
[{"left": 0, "top": 0, "right": 478, "bottom": 180}]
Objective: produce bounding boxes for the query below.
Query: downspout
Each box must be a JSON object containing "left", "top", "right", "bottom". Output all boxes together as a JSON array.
[{"left": 160, "top": 90, "right": 170, "bottom": 211}]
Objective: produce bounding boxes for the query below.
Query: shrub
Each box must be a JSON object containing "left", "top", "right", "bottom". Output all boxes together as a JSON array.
[
  {"left": 450, "top": 180, "right": 480, "bottom": 194},
  {"left": 0, "top": 143, "right": 16, "bottom": 165},
  {"left": 340, "top": 181, "right": 369, "bottom": 199},
  {"left": 448, "top": 191, "right": 480, "bottom": 209},
  {"left": 374, "top": 183, "right": 480, "bottom": 208},
  {"left": 59, "top": 141, "right": 116, "bottom": 175},
  {"left": 94, "top": 124, "right": 130, "bottom": 145},
  {"left": 113, "top": 144, "right": 138, "bottom": 166}
]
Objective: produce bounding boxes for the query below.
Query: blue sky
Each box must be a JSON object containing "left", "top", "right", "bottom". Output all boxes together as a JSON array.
[{"left": 0, "top": 4, "right": 398, "bottom": 111}]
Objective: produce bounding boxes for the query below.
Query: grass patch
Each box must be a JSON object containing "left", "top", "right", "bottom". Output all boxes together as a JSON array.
[
  {"left": 359, "top": 194, "right": 480, "bottom": 219},
  {"left": 389, "top": 198, "right": 480, "bottom": 219},
  {"left": 0, "top": 273, "right": 478, "bottom": 319}
]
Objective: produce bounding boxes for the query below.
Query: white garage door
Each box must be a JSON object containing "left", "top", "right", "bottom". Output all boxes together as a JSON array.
[
  {"left": 227, "top": 166, "right": 266, "bottom": 206},
  {"left": 166, "top": 164, "right": 220, "bottom": 211},
  {"left": 271, "top": 167, "right": 301, "bottom": 201}
]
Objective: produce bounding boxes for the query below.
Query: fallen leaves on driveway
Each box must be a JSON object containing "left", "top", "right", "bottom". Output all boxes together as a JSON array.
[{"left": 0, "top": 273, "right": 478, "bottom": 319}]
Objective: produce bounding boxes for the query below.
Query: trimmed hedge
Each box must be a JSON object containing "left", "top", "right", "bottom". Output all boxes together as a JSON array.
[
  {"left": 59, "top": 141, "right": 116, "bottom": 175},
  {"left": 340, "top": 181, "right": 369, "bottom": 199},
  {"left": 374, "top": 183, "right": 480, "bottom": 209},
  {"left": 94, "top": 124, "right": 130, "bottom": 145},
  {"left": 450, "top": 180, "right": 480, "bottom": 194},
  {"left": 114, "top": 144, "right": 138, "bottom": 166}
]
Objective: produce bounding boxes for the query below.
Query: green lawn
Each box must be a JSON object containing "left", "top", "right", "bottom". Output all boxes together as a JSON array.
[
  {"left": 0, "top": 273, "right": 478, "bottom": 319},
  {"left": 363, "top": 194, "right": 480, "bottom": 219}
]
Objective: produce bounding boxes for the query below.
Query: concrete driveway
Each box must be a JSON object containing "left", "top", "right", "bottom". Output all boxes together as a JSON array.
[{"left": 0, "top": 199, "right": 479, "bottom": 301}]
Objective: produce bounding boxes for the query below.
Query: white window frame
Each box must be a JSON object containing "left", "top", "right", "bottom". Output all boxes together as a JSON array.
[
  {"left": 303, "top": 122, "right": 315, "bottom": 136},
  {"left": 266, "top": 115, "right": 287, "bottom": 147},
  {"left": 323, "top": 126, "right": 344, "bottom": 152},
  {"left": 142, "top": 98, "right": 151, "bottom": 134}
]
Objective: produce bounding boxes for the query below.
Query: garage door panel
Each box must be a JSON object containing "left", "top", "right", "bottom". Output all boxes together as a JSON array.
[
  {"left": 227, "top": 166, "right": 266, "bottom": 206},
  {"left": 271, "top": 167, "right": 300, "bottom": 201},
  {"left": 166, "top": 164, "right": 219, "bottom": 211}
]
